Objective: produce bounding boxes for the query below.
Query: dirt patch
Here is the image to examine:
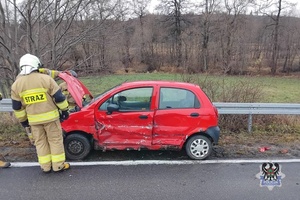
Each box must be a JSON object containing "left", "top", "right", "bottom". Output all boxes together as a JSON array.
[
  {"left": 1, "top": 133, "right": 300, "bottom": 162},
  {"left": 0, "top": 141, "right": 37, "bottom": 162},
  {"left": 216, "top": 133, "right": 300, "bottom": 159}
]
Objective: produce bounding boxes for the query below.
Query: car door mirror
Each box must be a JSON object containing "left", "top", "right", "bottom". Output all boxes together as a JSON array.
[{"left": 107, "top": 103, "right": 119, "bottom": 114}]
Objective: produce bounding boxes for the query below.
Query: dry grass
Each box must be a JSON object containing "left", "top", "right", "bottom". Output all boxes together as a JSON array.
[
  {"left": 0, "top": 113, "right": 26, "bottom": 141},
  {"left": 220, "top": 131, "right": 300, "bottom": 146}
]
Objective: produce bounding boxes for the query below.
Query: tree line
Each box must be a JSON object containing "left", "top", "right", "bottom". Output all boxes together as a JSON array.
[{"left": 0, "top": 0, "right": 299, "bottom": 96}]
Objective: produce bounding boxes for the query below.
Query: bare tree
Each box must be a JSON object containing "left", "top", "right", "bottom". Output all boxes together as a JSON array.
[
  {"left": 198, "top": 0, "right": 220, "bottom": 71},
  {"left": 131, "top": 0, "right": 149, "bottom": 64},
  {"left": 257, "top": 0, "right": 296, "bottom": 74},
  {"left": 279, "top": 16, "right": 300, "bottom": 73},
  {"left": 270, "top": 0, "right": 281, "bottom": 74},
  {"left": 73, "top": 0, "right": 118, "bottom": 74},
  {"left": 217, "top": 0, "right": 253, "bottom": 74},
  {"left": 7, "top": 0, "right": 93, "bottom": 68},
  {"left": 0, "top": 0, "right": 19, "bottom": 96},
  {"left": 113, "top": 0, "right": 134, "bottom": 72},
  {"left": 157, "top": 0, "right": 192, "bottom": 69}
]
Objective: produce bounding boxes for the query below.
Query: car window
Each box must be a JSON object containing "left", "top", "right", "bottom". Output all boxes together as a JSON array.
[
  {"left": 99, "top": 87, "right": 153, "bottom": 111},
  {"left": 159, "top": 88, "right": 200, "bottom": 109}
]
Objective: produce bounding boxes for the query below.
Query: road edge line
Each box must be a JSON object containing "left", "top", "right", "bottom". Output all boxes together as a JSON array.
[{"left": 9, "top": 158, "right": 300, "bottom": 167}]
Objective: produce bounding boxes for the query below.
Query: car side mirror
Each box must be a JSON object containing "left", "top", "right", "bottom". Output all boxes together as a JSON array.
[{"left": 107, "top": 103, "right": 119, "bottom": 114}]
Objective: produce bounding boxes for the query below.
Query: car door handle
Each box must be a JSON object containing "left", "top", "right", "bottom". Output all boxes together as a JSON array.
[
  {"left": 190, "top": 113, "right": 199, "bottom": 117},
  {"left": 139, "top": 115, "right": 148, "bottom": 119}
]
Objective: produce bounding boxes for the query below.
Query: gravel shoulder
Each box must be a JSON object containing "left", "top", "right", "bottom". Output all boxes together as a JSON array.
[{"left": 1, "top": 133, "right": 300, "bottom": 162}]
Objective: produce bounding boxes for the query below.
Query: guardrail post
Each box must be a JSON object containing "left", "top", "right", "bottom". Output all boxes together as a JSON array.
[{"left": 248, "top": 114, "right": 252, "bottom": 133}]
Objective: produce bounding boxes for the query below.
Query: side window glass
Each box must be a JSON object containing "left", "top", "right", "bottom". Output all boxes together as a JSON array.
[
  {"left": 99, "top": 96, "right": 113, "bottom": 110},
  {"left": 159, "top": 88, "right": 200, "bottom": 109},
  {"left": 99, "top": 87, "right": 153, "bottom": 111}
]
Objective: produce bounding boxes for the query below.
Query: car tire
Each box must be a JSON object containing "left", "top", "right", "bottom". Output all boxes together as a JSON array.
[
  {"left": 64, "top": 133, "right": 91, "bottom": 160},
  {"left": 185, "top": 135, "right": 212, "bottom": 160}
]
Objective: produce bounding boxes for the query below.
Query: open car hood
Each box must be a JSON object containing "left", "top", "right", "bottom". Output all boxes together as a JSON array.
[{"left": 58, "top": 72, "right": 93, "bottom": 108}]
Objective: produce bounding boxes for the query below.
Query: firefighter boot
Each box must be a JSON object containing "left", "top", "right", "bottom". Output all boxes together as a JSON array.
[
  {"left": 42, "top": 167, "right": 51, "bottom": 174},
  {"left": 55, "top": 162, "right": 70, "bottom": 172},
  {"left": 0, "top": 160, "right": 11, "bottom": 168}
]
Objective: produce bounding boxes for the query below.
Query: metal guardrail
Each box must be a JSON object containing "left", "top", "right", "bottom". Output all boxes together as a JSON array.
[
  {"left": 213, "top": 102, "right": 300, "bottom": 115},
  {"left": 213, "top": 102, "right": 300, "bottom": 132},
  {"left": 2, "top": 99, "right": 300, "bottom": 132},
  {"left": 0, "top": 99, "right": 13, "bottom": 112}
]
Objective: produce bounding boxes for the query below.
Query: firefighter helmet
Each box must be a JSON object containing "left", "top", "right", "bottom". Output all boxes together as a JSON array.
[{"left": 19, "top": 54, "right": 43, "bottom": 75}]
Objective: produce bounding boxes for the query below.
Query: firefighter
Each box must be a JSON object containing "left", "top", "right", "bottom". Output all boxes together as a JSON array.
[
  {"left": 38, "top": 68, "right": 78, "bottom": 110},
  {"left": 11, "top": 54, "right": 70, "bottom": 173},
  {"left": 0, "top": 93, "right": 11, "bottom": 168}
]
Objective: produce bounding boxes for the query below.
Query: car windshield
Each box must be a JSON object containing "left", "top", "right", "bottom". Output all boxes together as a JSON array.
[{"left": 84, "top": 84, "right": 121, "bottom": 107}]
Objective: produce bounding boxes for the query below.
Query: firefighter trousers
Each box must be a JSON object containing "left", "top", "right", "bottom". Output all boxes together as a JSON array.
[{"left": 31, "top": 119, "right": 66, "bottom": 172}]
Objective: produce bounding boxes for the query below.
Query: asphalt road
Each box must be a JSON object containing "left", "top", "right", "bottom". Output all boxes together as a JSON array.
[{"left": 1, "top": 161, "right": 300, "bottom": 200}]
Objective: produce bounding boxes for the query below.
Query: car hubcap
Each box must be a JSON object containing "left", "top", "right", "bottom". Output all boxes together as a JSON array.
[
  {"left": 190, "top": 139, "right": 209, "bottom": 158},
  {"left": 68, "top": 140, "right": 84, "bottom": 155}
]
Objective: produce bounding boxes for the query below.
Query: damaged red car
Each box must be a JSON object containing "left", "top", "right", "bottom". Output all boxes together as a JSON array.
[{"left": 59, "top": 72, "right": 220, "bottom": 160}]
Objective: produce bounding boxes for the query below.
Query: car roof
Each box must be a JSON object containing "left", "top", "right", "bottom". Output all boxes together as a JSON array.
[{"left": 120, "top": 80, "right": 199, "bottom": 88}]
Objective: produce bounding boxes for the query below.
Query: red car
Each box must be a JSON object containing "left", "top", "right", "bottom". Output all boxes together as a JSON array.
[{"left": 59, "top": 73, "right": 220, "bottom": 160}]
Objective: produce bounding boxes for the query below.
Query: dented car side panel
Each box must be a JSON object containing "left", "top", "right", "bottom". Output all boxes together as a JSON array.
[
  {"left": 62, "top": 108, "right": 97, "bottom": 136},
  {"left": 152, "top": 108, "right": 216, "bottom": 147},
  {"left": 94, "top": 111, "right": 154, "bottom": 147}
]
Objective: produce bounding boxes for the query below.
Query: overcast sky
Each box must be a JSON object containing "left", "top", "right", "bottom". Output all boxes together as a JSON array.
[{"left": 148, "top": 0, "right": 300, "bottom": 15}]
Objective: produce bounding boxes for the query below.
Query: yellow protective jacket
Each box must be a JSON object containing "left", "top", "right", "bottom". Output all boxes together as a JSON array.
[
  {"left": 59, "top": 82, "right": 76, "bottom": 108},
  {"left": 11, "top": 72, "right": 68, "bottom": 125}
]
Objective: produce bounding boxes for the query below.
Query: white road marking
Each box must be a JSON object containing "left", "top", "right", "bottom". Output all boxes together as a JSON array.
[{"left": 10, "top": 159, "right": 300, "bottom": 167}]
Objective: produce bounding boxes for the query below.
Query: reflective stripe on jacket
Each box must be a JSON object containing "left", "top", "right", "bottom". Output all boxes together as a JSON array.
[{"left": 38, "top": 68, "right": 60, "bottom": 79}]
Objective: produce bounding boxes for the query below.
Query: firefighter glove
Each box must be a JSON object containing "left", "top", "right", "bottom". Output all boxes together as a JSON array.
[
  {"left": 60, "top": 110, "right": 69, "bottom": 121},
  {"left": 21, "top": 120, "right": 29, "bottom": 128}
]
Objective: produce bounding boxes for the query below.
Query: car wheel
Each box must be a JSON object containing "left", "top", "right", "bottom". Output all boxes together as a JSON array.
[
  {"left": 64, "top": 133, "right": 91, "bottom": 160},
  {"left": 185, "top": 135, "right": 212, "bottom": 160}
]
